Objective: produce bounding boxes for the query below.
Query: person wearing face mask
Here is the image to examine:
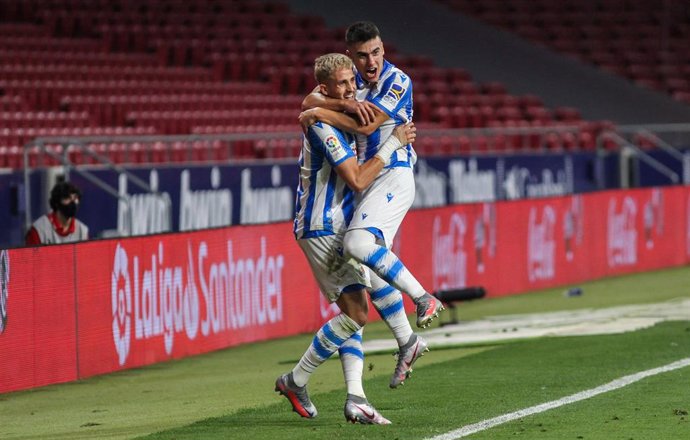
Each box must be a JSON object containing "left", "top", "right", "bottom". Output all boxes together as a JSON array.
[{"left": 25, "top": 181, "right": 89, "bottom": 246}]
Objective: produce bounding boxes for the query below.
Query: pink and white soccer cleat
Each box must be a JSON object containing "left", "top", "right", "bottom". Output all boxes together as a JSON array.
[{"left": 344, "top": 394, "right": 391, "bottom": 425}]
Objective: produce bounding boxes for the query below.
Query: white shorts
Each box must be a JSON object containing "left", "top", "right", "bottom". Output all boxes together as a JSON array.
[
  {"left": 298, "top": 234, "right": 371, "bottom": 303},
  {"left": 347, "top": 167, "right": 415, "bottom": 248}
]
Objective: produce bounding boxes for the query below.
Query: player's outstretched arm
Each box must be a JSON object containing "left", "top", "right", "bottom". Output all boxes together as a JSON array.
[
  {"left": 302, "top": 90, "right": 378, "bottom": 126},
  {"left": 334, "top": 123, "right": 415, "bottom": 192}
]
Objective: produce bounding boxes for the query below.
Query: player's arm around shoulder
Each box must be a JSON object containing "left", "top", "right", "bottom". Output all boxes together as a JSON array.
[
  {"left": 334, "top": 123, "right": 416, "bottom": 192},
  {"left": 302, "top": 87, "right": 379, "bottom": 126},
  {"left": 324, "top": 69, "right": 412, "bottom": 137},
  {"left": 300, "top": 105, "right": 388, "bottom": 137}
]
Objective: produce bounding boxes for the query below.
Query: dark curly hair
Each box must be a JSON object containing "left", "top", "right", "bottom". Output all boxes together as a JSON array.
[
  {"left": 49, "top": 181, "right": 81, "bottom": 211},
  {"left": 345, "top": 21, "right": 381, "bottom": 45}
]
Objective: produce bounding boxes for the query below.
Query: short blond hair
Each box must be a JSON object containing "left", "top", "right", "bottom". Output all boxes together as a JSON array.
[{"left": 314, "top": 53, "right": 353, "bottom": 84}]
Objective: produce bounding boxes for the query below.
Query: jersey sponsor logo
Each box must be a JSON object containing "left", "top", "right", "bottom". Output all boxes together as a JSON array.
[
  {"left": 386, "top": 192, "right": 394, "bottom": 202},
  {"left": 0, "top": 250, "right": 9, "bottom": 334}
]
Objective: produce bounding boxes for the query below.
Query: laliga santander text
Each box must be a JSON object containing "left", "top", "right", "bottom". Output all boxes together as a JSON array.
[{"left": 111, "top": 237, "right": 284, "bottom": 366}]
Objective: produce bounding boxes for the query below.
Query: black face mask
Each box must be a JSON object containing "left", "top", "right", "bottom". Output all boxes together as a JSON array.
[{"left": 57, "top": 201, "right": 78, "bottom": 218}]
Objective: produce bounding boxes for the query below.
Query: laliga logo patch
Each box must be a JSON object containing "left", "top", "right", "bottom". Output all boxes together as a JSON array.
[
  {"left": 111, "top": 243, "right": 133, "bottom": 366},
  {"left": 325, "top": 135, "right": 341, "bottom": 152},
  {"left": 0, "top": 250, "right": 9, "bottom": 334}
]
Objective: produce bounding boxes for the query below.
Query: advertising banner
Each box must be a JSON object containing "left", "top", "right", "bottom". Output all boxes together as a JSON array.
[
  {"left": 76, "top": 223, "right": 321, "bottom": 378},
  {"left": 0, "top": 246, "right": 78, "bottom": 393},
  {"left": 1, "top": 151, "right": 601, "bottom": 248},
  {"left": 68, "top": 163, "right": 298, "bottom": 239},
  {"left": 412, "top": 153, "right": 598, "bottom": 207},
  {"left": 399, "top": 186, "right": 688, "bottom": 297},
  {"left": 1, "top": 186, "right": 688, "bottom": 393}
]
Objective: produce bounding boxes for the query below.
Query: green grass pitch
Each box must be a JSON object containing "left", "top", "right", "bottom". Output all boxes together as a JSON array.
[{"left": 1, "top": 266, "right": 688, "bottom": 440}]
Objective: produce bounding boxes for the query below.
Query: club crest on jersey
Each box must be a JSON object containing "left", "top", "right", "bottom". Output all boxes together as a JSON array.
[{"left": 385, "top": 83, "right": 405, "bottom": 101}]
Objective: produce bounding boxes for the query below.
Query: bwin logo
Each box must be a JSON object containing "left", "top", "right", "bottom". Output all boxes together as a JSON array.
[
  {"left": 0, "top": 250, "right": 9, "bottom": 334},
  {"left": 111, "top": 243, "right": 133, "bottom": 366}
]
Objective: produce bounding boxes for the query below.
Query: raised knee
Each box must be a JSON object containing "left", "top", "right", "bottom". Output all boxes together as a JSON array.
[{"left": 343, "top": 230, "right": 373, "bottom": 259}]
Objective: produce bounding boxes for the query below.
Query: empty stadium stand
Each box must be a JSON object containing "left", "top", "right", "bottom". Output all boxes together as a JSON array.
[
  {"left": 0, "top": 0, "right": 621, "bottom": 169},
  {"left": 435, "top": 0, "right": 690, "bottom": 106}
]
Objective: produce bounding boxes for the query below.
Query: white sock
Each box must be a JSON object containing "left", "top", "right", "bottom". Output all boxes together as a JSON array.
[
  {"left": 344, "top": 229, "right": 426, "bottom": 301},
  {"left": 338, "top": 329, "right": 366, "bottom": 399},
  {"left": 292, "top": 313, "right": 361, "bottom": 387},
  {"left": 369, "top": 272, "right": 414, "bottom": 347}
]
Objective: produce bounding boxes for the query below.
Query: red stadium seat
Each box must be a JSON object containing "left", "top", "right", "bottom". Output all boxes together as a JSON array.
[
  {"left": 0, "top": 0, "right": 608, "bottom": 167},
  {"left": 438, "top": 0, "right": 690, "bottom": 105}
]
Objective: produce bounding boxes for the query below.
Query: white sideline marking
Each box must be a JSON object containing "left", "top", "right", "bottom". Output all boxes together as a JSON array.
[
  {"left": 425, "top": 357, "right": 690, "bottom": 440},
  {"left": 364, "top": 298, "right": 690, "bottom": 353}
]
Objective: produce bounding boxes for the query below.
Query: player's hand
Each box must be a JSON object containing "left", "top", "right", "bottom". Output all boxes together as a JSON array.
[
  {"left": 298, "top": 109, "right": 318, "bottom": 134},
  {"left": 342, "top": 100, "right": 378, "bottom": 126},
  {"left": 393, "top": 122, "right": 416, "bottom": 145}
]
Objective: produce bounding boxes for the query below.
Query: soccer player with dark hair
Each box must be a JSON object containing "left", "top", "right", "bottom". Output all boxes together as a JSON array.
[
  {"left": 277, "top": 53, "right": 415, "bottom": 424},
  {"left": 300, "top": 21, "right": 445, "bottom": 389}
]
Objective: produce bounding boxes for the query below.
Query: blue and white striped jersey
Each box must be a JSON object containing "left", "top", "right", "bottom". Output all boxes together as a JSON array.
[
  {"left": 355, "top": 59, "right": 416, "bottom": 168},
  {"left": 293, "top": 122, "right": 357, "bottom": 239}
]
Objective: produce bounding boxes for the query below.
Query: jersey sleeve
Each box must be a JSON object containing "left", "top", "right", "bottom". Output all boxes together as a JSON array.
[
  {"left": 307, "top": 124, "right": 355, "bottom": 167},
  {"left": 369, "top": 72, "right": 412, "bottom": 119}
]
